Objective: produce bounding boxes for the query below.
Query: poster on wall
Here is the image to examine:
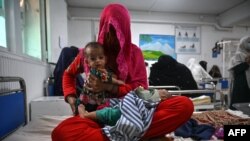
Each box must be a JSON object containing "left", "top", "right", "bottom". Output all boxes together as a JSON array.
[
  {"left": 175, "top": 25, "right": 201, "bottom": 54},
  {"left": 139, "top": 34, "right": 176, "bottom": 60}
]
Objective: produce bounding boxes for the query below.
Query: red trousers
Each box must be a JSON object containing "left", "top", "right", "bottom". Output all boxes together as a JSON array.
[{"left": 51, "top": 96, "right": 194, "bottom": 141}]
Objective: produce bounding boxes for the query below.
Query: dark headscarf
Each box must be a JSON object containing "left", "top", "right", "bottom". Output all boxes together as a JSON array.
[
  {"left": 149, "top": 55, "right": 198, "bottom": 91},
  {"left": 54, "top": 46, "right": 84, "bottom": 96},
  {"left": 199, "top": 61, "right": 207, "bottom": 71}
]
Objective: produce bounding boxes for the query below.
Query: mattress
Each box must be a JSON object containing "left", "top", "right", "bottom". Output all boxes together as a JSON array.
[{"left": 3, "top": 115, "right": 70, "bottom": 141}]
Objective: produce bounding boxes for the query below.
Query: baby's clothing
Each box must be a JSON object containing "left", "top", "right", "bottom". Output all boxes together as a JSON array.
[
  {"left": 96, "top": 106, "right": 121, "bottom": 126},
  {"left": 75, "top": 68, "right": 113, "bottom": 114},
  {"left": 94, "top": 87, "right": 160, "bottom": 126}
]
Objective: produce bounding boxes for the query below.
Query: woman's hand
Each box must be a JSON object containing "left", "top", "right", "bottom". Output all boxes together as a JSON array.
[
  {"left": 67, "top": 95, "right": 77, "bottom": 114},
  {"left": 85, "top": 74, "right": 106, "bottom": 93},
  {"left": 97, "top": 68, "right": 108, "bottom": 75}
]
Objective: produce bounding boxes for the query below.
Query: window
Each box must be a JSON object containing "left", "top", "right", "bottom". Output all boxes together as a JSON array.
[
  {"left": 1, "top": 0, "right": 45, "bottom": 61},
  {"left": 0, "top": 0, "right": 7, "bottom": 48},
  {"left": 21, "top": 0, "right": 42, "bottom": 59}
]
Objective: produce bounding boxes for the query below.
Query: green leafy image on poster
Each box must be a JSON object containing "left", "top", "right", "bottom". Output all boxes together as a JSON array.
[{"left": 139, "top": 34, "right": 176, "bottom": 60}]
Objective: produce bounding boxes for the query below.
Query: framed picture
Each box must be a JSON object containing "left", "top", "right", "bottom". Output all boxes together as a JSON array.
[
  {"left": 139, "top": 34, "right": 176, "bottom": 60},
  {"left": 175, "top": 25, "right": 201, "bottom": 54}
]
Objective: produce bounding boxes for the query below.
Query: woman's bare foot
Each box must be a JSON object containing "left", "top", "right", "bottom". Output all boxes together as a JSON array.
[{"left": 78, "top": 104, "right": 88, "bottom": 118}]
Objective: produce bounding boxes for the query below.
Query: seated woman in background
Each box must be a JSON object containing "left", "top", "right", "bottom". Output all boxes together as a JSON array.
[
  {"left": 199, "top": 60, "right": 208, "bottom": 71},
  {"left": 228, "top": 36, "right": 250, "bottom": 110},
  {"left": 149, "top": 54, "right": 199, "bottom": 97},
  {"left": 209, "top": 65, "right": 222, "bottom": 78},
  {"left": 209, "top": 65, "right": 222, "bottom": 85}
]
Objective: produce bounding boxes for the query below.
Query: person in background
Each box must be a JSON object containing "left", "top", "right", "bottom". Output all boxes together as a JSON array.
[
  {"left": 208, "top": 65, "right": 222, "bottom": 85},
  {"left": 187, "top": 58, "right": 213, "bottom": 82},
  {"left": 53, "top": 46, "right": 84, "bottom": 96},
  {"left": 209, "top": 65, "right": 222, "bottom": 79},
  {"left": 52, "top": 3, "right": 193, "bottom": 141},
  {"left": 199, "top": 60, "right": 208, "bottom": 71},
  {"left": 228, "top": 36, "right": 250, "bottom": 110},
  {"left": 149, "top": 54, "right": 199, "bottom": 97}
]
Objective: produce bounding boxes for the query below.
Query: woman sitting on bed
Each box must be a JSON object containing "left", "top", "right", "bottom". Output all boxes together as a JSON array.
[
  {"left": 52, "top": 3, "right": 194, "bottom": 141},
  {"left": 149, "top": 54, "right": 199, "bottom": 98}
]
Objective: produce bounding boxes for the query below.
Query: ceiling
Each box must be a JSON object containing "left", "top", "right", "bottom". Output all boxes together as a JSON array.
[{"left": 66, "top": 0, "right": 250, "bottom": 27}]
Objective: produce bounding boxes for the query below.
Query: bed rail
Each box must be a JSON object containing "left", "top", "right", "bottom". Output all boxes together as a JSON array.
[
  {"left": 149, "top": 85, "right": 181, "bottom": 90},
  {"left": 0, "top": 76, "right": 27, "bottom": 140},
  {"left": 168, "top": 89, "right": 215, "bottom": 94},
  {"left": 0, "top": 76, "right": 26, "bottom": 95},
  {"left": 149, "top": 85, "right": 226, "bottom": 110}
]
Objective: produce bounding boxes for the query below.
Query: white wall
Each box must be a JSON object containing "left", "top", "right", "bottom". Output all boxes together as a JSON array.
[
  {"left": 0, "top": 51, "right": 49, "bottom": 121},
  {"left": 68, "top": 20, "right": 93, "bottom": 48},
  {"left": 67, "top": 7, "right": 250, "bottom": 76},
  {"left": 1, "top": 0, "right": 50, "bottom": 121},
  {"left": 46, "top": 0, "right": 68, "bottom": 63}
]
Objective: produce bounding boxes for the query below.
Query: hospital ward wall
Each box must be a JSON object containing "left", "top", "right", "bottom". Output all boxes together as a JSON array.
[
  {"left": 67, "top": 7, "right": 250, "bottom": 76},
  {"left": 0, "top": 51, "right": 49, "bottom": 121},
  {"left": 0, "top": 0, "right": 56, "bottom": 121}
]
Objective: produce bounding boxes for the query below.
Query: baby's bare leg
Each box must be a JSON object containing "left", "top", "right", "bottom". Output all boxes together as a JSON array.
[{"left": 78, "top": 104, "right": 97, "bottom": 120}]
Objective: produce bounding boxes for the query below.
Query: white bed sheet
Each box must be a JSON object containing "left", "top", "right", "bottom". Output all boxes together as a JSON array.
[
  {"left": 5, "top": 109, "right": 245, "bottom": 141},
  {"left": 3, "top": 115, "right": 70, "bottom": 141},
  {"left": 3, "top": 114, "right": 193, "bottom": 141}
]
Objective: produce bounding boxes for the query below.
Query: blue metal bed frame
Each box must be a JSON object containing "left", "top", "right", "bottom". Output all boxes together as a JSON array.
[{"left": 0, "top": 76, "right": 27, "bottom": 140}]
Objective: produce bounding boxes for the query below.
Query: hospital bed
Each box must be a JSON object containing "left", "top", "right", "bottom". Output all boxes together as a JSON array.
[
  {"left": 150, "top": 85, "right": 250, "bottom": 140},
  {"left": 0, "top": 76, "right": 70, "bottom": 141},
  {"left": 1, "top": 77, "right": 249, "bottom": 141},
  {"left": 150, "top": 85, "right": 226, "bottom": 111}
]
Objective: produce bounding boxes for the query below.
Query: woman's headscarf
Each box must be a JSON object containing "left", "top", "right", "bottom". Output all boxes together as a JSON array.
[
  {"left": 81, "top": 3, "right": 147, "bottom": 88},
  {"left": 149, "top": 55, "right": 198, "bottom": 90},
  {"left": 97, "top": 3, "right": 143, "bottom": 82},
  {"left": 229, "top": 36, "right": 250, "bottom": 88},
  {"left": 155, "top": 55, "right": 178, "bottom": 70},
  {"left": 97, "top": 3, "right": 132, "bottom": 81},
  {"left": 186, "top": 58, "right": 212, "bottom": 81}
]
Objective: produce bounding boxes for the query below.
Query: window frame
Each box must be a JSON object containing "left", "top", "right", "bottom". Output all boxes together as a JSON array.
[{"left": 1, "top": 0, "right": 47, "bottom": 63}]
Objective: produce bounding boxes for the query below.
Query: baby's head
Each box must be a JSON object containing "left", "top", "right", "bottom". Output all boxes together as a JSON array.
[{"left": 84, "top": 42, "right": 107, "bottom": 69}]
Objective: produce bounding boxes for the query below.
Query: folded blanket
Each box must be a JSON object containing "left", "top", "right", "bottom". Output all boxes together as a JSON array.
[{"left": 190, "top": 95, "right": 211, "bottom": 105}]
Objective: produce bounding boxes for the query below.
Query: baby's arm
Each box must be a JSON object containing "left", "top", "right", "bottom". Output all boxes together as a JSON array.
[
  {"left": 93, "top": 68, "right": 124, "bottom": 85},
  {"left": 112, "top": 77, "right": 125, "bottom": 85}
]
